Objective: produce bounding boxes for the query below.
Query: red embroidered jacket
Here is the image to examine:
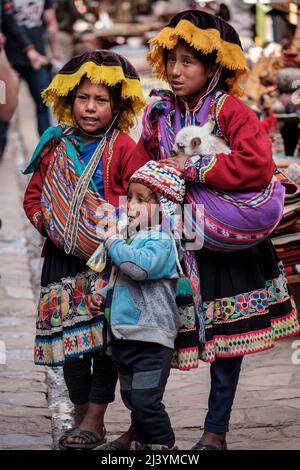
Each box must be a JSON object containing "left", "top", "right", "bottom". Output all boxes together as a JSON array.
[
  {"left": 134, "top": 93, "right": 275, "bottom": 191},
  {"left": 23, "top": 130, "right": 148, "bottom": 239}
]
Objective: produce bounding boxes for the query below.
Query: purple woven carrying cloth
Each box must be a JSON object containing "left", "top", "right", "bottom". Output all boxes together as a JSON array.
[{"left": 143, "top": 89, "right": 285, "bottom": 251}]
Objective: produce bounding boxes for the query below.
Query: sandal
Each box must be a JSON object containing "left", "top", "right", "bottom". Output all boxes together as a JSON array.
[
  {"left": 191, "top": 440, "right": 227, "bottom": 450},
  {"left": 59, "top": 426, "right": 106, "bottom": 450},
  {"left": 94, "top": 440, "right": 128, "bottom": 451},
  {"left": 58, "top": 427, "right": 79, "bottom": 450}
]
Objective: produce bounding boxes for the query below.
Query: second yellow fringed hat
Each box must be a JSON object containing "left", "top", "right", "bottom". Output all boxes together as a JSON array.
[
  {"left": 147, "top": 10, "right": 249, "bottom": 96},
  {"left": 42, "top": 49, "right": 146, "bottom": 133}
]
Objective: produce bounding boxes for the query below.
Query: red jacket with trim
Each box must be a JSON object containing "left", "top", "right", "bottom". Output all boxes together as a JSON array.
[{"left": 134, "top": 92, "right": 275, "bottom": 191}]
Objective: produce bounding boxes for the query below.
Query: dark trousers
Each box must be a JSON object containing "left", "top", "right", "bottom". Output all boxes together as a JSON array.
[
  {"left": 112, "top": 340, "right": 175, "bottom": 447},
  {"left": 204, "top": 356, "right": 243, "bottom": 433},
  {"left": 0, "top": 65, "right": 51, "bottom": 149},
  {"left": 63, "top": 350, "right": 118, "bottom": 405}
]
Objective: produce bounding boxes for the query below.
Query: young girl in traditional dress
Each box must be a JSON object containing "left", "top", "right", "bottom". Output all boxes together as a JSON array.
[
  {"left": 106, "top": 10, "right": 300, "bottom": 450},
  {"left": 23, "top": 50, "right": 147, "bottom": 450}
]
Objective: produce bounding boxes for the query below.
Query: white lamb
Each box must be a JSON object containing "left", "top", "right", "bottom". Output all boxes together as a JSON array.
[{"left": 173, "top": 122, "right": 230, "bottom": 157}]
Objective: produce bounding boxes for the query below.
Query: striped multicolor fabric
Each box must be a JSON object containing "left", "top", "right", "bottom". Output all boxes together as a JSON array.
[{"left": 41, "top": 138, "right": 116, "bottom": 260}]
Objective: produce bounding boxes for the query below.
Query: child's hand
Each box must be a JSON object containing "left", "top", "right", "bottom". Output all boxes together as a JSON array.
[
  {"left": 89, "top": 294, "right": 104, "bottom": 315},
  {"left": 97, "top": 219, "right": 118, "bottom": 241},
  {"left": 161, "top": 154, "right": 189, "bottom": 175}
]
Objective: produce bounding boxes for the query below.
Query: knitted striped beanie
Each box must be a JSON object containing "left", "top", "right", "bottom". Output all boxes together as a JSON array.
[{"left": 129, "top": 160, "right": 185, "bottom": 213}]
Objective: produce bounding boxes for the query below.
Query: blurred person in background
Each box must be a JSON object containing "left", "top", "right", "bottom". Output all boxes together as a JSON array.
[
  {"left": 54, "top": 0, "right": 81, "bottom": 63},
  {"left": 0, "top": 0, "right": 60, "bottom": 160},
  {"left": 0, "top": 48, "right": 19, "bottom": 122},
  {"left": 0, "top": 47, "right": 19, "bottom": 230},
  {"left": 0, "top": 0, "right": 49, "bottom": 70}
]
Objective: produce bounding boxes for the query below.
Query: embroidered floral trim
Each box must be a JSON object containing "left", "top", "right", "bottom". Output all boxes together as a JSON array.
[
  {"left": 200, "top": 309, "right": 300, "bottom": 362},
  {"left": 271, "top": 309, "right": 300, "bottom": 340},
  {"left": 184, "top": 154, "right": 217, "bottom": 184},
  {"left": 32, "top": 210, "right": 42, "bottom": 229},
  {"left": 203, "top": 289, "right": 269, "bottom": 324},
  {"left": 35, "top": 269, "right": 109, "bottom": 365},
  {"left": 34, "top": 318, "right": 105, "bottom": 365},
  {"left": 200, "top": 328, "right": 274, "bottom": 362},
  {"left": 202, "top": 262, "right": 290, "bottom": 325},
  {"left": 184, "top": 157, "right": 199, "bottom": 181},
  {"left": 266, "top": 261, "right": 289, "bottom": 305}
]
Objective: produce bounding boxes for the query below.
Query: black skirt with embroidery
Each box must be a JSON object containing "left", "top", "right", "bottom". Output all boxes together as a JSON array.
[
  {"left": 195, "top": 238, "right": 300, "bottom": 362},
  {"left": 34, "top": 240, "right": 109, "bottom": 366}
]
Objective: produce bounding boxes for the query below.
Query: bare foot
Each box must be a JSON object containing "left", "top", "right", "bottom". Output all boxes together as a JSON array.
[
  {"left": 94, "top": 426, "right": 135, "bottom": 450},
  {"left": 64, "top": 403, "right": 107, "bottom": 446},
  {"left": 113, "top": 426, "right": 135, "bottom": 449}
]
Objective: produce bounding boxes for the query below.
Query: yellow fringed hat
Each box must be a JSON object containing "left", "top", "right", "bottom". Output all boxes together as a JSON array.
[
  {"left": 42, "top": 50, "right": 146, "bottom": 133},
  {"left": 147, "top": 10, "right": 249, "bottom": 96}
]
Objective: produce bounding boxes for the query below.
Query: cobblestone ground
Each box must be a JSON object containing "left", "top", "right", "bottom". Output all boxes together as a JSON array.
[
  {"left": 0, "top": 122, "right": 52, "bottom": 450},
  {"left": 0, "top": 81, "right": 300, "bottom": 450}
]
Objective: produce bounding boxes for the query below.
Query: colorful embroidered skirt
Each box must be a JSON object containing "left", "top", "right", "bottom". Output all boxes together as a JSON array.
[
  {"left": 196, "top": 238, "right": 300, "bottom": 362},
  {"left": 34, "top": 240, "right": 109, "bottom": 366}
]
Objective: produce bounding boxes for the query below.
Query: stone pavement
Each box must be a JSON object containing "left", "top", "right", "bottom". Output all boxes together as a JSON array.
[
  {"left": 0, "top": 81, "right": 300, "bottom": 450},
  {"left": 104, "top": 338, "right": 300, "bottom": 450},
  {"left": 0, "top": 107, "right": 52, "bottom": 448}
]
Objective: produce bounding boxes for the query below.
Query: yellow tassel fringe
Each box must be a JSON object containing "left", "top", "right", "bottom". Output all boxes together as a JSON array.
[
  {"left": 42, "top": 62, "right": 146, "bottom": 133},
  {"left": 147, "top": 20, "right": 249, "bottom": 96}
]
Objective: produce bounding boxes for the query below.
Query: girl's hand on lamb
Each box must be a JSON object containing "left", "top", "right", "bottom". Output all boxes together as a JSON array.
[{"left": 162, "top": 154, "right": 189, "bottom": 175}]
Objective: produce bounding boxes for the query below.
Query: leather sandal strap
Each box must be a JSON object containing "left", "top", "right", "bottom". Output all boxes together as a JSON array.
[{"left": 192, "top": 441, "right": 227, "bottom": 450}]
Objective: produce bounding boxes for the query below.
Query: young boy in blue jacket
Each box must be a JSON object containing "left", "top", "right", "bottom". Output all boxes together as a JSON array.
[{"left": 90, "top": 160, "right": 185, "bottom": 450}]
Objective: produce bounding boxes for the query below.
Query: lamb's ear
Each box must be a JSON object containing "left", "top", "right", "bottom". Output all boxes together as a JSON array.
[
  {"left": 203, "top": 120, "right": 215, "bottom": 134},
  {"left": 191, "top": 137, "right": 201, "bottom": 148}
]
